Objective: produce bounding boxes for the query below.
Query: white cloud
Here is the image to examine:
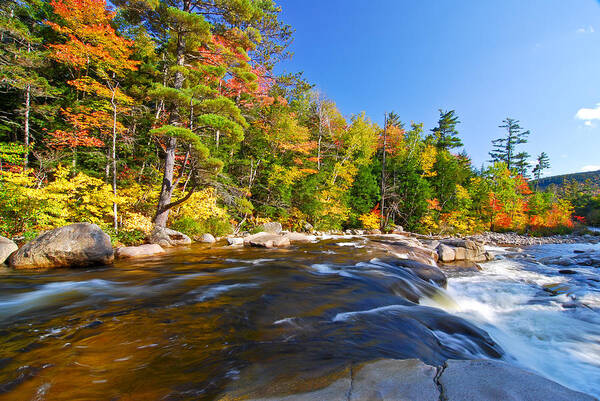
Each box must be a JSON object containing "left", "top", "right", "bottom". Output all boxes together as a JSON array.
[
  {"left": 575, "top": 103, "right": 600, "bottom": 125},
  {"left": 580, "top": 165, "right": 600, "bottom": 172},
  {"left": 577, "top": 26, "right": 595, "bottom": 34}
]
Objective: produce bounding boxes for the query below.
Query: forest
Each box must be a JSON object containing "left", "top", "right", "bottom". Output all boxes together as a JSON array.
[{"left": 0, "top": 0, "right": 595, "bottom": 245}]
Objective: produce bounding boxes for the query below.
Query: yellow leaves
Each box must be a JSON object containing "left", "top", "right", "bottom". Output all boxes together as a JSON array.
[
  {"left": 421, "top": 144, "right": 437, "bottom": 177},
  {"left": 171, "top": 188, "right": 228, "bottom": 223},
  {"left": 359, "top": 211, "right": 380, "bottom": 230},
  {"left": 121, "top": 212, "right": 153, "bottom": 234}
]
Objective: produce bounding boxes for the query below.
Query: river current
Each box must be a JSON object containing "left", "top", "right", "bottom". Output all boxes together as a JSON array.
[{"left": 0, "top": 237, "right": 598, "bottom": 400}]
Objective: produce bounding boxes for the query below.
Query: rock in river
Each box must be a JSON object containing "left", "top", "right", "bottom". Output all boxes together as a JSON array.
[
  {"left": 0, "top": 236, "right": 18, "bottom": 264},
  {"left": 115, "top": 244, "right": 165, "bottom": 259},
  {"left": 9, "top": 223, "right": 114, "bottom": 269},
  {"left": 148, "top": 227, "right": 191, "bottom": 248},
  {"left": 244, "top": 232, "right": 290, "bottom": 248}
]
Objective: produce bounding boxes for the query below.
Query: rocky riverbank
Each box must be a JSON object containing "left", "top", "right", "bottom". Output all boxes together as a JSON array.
[{"left": 468, "top": 230, "right": 600, "bottom": 246}]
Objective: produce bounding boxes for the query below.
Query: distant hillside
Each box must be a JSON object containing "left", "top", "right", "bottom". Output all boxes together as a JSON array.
[{"left": 534, "top": 169, "right": 600, "bottom": 190}]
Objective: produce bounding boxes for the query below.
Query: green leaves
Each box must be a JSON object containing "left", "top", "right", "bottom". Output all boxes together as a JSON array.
[
  {"left": 150, "top": 125, "right": 209, "bottom": 158},
  {"left": 196, "top": 113, "right": 244, "bottom": 142}
]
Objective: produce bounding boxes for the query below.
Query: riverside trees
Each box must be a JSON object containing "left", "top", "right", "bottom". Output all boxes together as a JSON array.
[{"left": 0, "top": 0, "right": 577, "bottom": 241}]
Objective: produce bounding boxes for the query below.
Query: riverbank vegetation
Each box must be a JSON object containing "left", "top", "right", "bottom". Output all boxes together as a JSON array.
[{"left": 0, "top": 0, "right": 584, "bottom": 244}]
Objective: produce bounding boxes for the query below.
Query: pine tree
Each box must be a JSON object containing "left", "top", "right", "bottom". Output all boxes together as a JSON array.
[
  {"left": 489, "top": 118, "right": 530, "bottom": 172},
  {"left": 532, "top": 152, "right": 550, "bottom": 187},
  {"left": 429, "top": 109, "right": 463, "bottom": 150}
]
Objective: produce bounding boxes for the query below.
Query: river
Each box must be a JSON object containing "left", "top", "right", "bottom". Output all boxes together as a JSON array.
[{"left": 0, "top": 237, "right": 598, "bottom": 400}]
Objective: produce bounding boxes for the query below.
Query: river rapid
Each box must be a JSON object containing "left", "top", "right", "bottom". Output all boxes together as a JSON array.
[{"left": 0, "top": 236, "right": 598, "bottom": 400}]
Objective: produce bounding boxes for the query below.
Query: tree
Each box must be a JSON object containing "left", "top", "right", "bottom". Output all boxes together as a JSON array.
[
  {"left": 380, "top": 111, "right": 400, "bottom": 228},
  {"left": 0, "top": 0, "right": 56, "bottom": 165},
  {"left": 115, "top": 0, "right": 292, "bottom": 228},
  {"left": 429, "top": 109, "right": 463, "bottom": 150},
  {"left": 46, "top": 0, "right": 139, "bottom": 231},
  {"left": 532, "top": 152, "right": 550, "bottom": 182},
  {"left": 489, "top": 117, "right": 530, "bottom": 172}
]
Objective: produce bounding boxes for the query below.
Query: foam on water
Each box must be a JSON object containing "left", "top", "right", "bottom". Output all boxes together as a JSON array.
[{"left": 441, "top": 249, "right": 600, "bottom": 398}]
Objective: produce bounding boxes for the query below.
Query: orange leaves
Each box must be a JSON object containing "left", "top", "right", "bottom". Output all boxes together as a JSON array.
[
  {"left": 46, "top": 107, "right": 122, "bottom": 149},
  {"left": 47, "top": 0, "right": 139, "bottom": 77}
]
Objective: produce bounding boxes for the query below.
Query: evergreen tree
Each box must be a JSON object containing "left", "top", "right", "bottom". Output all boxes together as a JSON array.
[
  {"left": 429, "top": 109, "right": 462, "bottom": 150},
  {"left": 532, "top": 152, "right": 550, "bottom": 182},
  {"left": 489, "top": 117, "right": 530, "bottom": 172},
  {"left": 0, "top": 0, "right": 56, "bottom": 165}
]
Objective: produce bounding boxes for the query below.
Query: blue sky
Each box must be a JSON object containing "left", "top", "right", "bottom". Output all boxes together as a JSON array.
[{"left": 275, "top": 0, "right": 600, "bottom": 176}]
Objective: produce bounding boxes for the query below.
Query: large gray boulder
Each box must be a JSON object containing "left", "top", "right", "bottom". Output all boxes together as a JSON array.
[
  {"left": 0, "top": 236, "right": 18, "bottom": 264},
  {"left": 244, "top": 232, "right": 290, "bottom": 248},
  {"left": 439, "top": 359, "right": 597, "bottom": 401},
  {"left": 148, "top": 227, "right": 191, "bottom": 248},
  {"left": 259, "top": 222, "right": 283, "bottom": 235},
  {"left": 9, "top": 223, "right": 113, "bottom": 269},
  {"left": 114, "top": 244, "right": 165, "bottom": 259}
]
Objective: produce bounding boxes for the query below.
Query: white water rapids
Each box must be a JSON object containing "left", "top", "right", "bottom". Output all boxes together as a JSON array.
[{"left": 438, "top": 243, "right": 600, "bottom": 398}]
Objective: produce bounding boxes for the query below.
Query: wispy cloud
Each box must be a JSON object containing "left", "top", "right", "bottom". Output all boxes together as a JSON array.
[
  {"left": 577, "top": 26, "right": 595, "bottom": 34},
  {"left": 580, "top": 165, "right": 600, "bottom": 172},
  {"left": 575, "top": 103, "right": 600, "bottom": 126}
]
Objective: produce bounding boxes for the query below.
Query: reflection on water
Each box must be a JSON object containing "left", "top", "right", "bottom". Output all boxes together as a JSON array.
[{"left": 0, "top": 240, "right": 501, "bottom": 400}]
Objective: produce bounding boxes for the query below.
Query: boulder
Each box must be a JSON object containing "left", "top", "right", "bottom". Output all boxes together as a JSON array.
[
  {"left": 244, "top": 232, "right": 290, "bottom": 248},
  {"left": 368, "top": 229, "right": 382, "bottom": 235},
  {"left": 115, "top": 244, "right": 165, "bottom": 259},
  {"left": 454, "top": 246, "right": 467, "bottom": 260},
  {"left": 372, "top": 239, "right": 439, "bottom": 266},
  {"left": 259, "top": 222, "right": 283, "bottom": 235},
  {"left": 302, "top": 222, "right": 314, "bottom": 233},
  {"left": 0, "top": 236, "right": 18, "bottom": 265},
  {"left": 148, "top": 227, "right": 191, "bottom": 248},
  {"left": 199, "top": 233, "right": 216, "bottom": 243},
  {"left": 439, "top": 359, "right": 597, "bottom": 401},
  {"left": 437, "top": 243, "right": 456, "bottom": 262},
  {"left": 9, "top": 223, "right": 113, "bottom": 269},
  {"left": 283, "top": 232, "right": 317, "bottom": 243},
  {"left": 227, "top": 237, "right": 244, "bottom": 246}
]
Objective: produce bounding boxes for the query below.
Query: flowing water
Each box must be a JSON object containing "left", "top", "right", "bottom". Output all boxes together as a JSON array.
[{"left": 0, "top": 237, "right": 598, "bottom": 400}]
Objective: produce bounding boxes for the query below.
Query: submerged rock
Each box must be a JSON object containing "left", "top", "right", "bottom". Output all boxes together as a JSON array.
[
  {"left": 148, "top": 227, "right": 191, "bottom": 248},
  {"left": 393, "top": 259, "right": 448, "bottom": 288},
  {"left": 0, "top": 236, "right": 18, "bottom": 265},
  {"left": 9, "top": 223, "right": 113, "bottom": 269},
  {"left": 114, "top": 244, "right": 165, "bottom": 259},
  {"left": 244, "top": 232, "right": 290, "bottom": 248}
]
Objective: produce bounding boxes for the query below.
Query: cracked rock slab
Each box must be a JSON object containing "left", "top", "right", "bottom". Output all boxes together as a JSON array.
[
  {"left": 439, "top": 359, "right": 598, "bottom": 401},
  {"left": 349, "top": 359, "right": 439, "bottom": 401}
]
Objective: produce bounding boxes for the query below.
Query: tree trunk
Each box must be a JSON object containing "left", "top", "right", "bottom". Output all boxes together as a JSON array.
[
  {"left": 380, "top": 113, "right": 387, "bottom": 229},
  {"left": 111, "top": 92, "right": 118, "bottom": 233}
]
